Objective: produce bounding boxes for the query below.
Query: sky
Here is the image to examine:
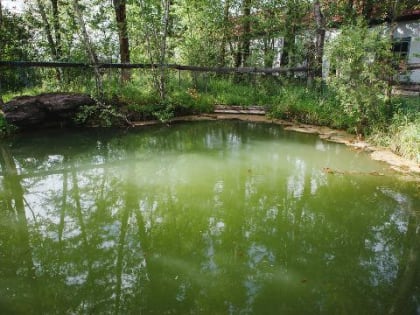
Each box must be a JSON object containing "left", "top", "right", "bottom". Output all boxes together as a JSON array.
[{"left": 2, "top": 0, "right": 26, "bottom": 13}]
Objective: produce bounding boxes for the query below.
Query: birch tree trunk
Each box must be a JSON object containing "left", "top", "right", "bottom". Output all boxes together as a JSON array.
[
  {"left": 72, "top": 0, "right": 103, "bottom": 99},
  {"left": 51, "top": 0, "right": 61, "bottom": 60},
  {"left": 159, "top": 0, "right": 171, "bottom": 101},
  {"left": 36, "top": 0, "right": 62, "bottom": 81},
  {"left": 137, "top": 0, "right": 169, "bottom": 99},
  {"left": 219, "top": 0, "right": 230, "bottom": 67}
]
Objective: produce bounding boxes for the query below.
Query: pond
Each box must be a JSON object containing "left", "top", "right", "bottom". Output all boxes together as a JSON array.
[{"left": 0, "top": 121, "right": 419, "bottom": 315}]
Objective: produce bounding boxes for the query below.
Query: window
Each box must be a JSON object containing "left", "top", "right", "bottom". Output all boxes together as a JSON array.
[{"left": 392, "top": 37, "right": 411, "bottom": 61}]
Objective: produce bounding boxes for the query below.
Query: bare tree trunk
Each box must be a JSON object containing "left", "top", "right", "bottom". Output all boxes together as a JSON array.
[
  {"left": 36, "top": 0, "right": 61, "bottom": 81},
  {"left": 307, "top": 0, "right": 325, "bottom": 87},
  {"left": 138, "top": 0, "right": 160, "bottom": 95},
  {"left": 314, "top": 0, "right": 325, "bottom": 79},
  {"left": 234, "top": 45, "right": 242, "bottom": 68},
  {"left": 51, "top": 0, "right": 61, "bottom": 59},
  {"left": 137, "top": 0, "right": 170, "bottom": 99},
  {"left": 159, "top": 0, "right": 171, "bottom": 101},
  {"left": 36, "top": 0, "right": 56, "bottom": 58},
  {"left": 51, "top": 0, "right": 63, "bottom": 80},
  {"left": 234, "top": 0, "right": 251, "bottom": 81},
  {"left": 241, "top": 0, "right": 252, "bottom": 67},
  {"left": 72, "top": 0, "right": 103, "bottom": 99},
  {"left": 219, "top": 0, "right": 230, "bottom": 67},
  {"left": 113, "top": 0, "right": 131, "bottom": 82}
]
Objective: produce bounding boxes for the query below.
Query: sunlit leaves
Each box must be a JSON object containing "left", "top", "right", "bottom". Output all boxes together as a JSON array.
[{"left": 326, "top": 19, "right": 395, "bottom": 134}]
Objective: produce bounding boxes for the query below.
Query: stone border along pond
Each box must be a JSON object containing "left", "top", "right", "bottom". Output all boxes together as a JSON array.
[
  {"left": 2, "top": 94, "right": 419, "bottom": 180},
  {"left": 135, "top": 111, "right": 420, "bottom": 180}
]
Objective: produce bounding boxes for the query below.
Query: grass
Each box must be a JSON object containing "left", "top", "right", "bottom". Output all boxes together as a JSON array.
[
  {"left": 368, "top": 97, "right": 420, "bottom": 163},
  {"left": 2, "top": 73, "right": 419, "bottom": 163}
]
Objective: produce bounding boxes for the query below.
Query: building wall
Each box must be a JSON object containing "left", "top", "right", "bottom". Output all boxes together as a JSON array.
[
  {"left": 322, "top": 20, "right": 420, "bottom": 83},
  {"left": 393, "top": 20, "right": 420, "bottom": 83},
  {"left": 249, "top": 19, "right": 420, "bottom": 83}
]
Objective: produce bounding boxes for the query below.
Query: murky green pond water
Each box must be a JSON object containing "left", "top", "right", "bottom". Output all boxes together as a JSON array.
[{"left": 0, "top": 121, "right": 419, "bottom": 315}]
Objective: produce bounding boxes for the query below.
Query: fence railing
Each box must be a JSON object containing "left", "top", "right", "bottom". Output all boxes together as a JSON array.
[
  {"left": 0, "top": 60, "right": 309, "bottom": 74},
  {"left": 1, "top": 60, "right": 418, "bottom": 100},
  {"left": 2, "top": 60, "right": 419, "bottom": 71}
]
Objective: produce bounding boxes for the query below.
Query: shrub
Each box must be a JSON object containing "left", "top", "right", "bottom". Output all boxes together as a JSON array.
[
  {"left": 392, "top": 116, "right": 420, "bottom": 163},
  {"left": 369, "top": 110, "right": 420, "bottom": 163},
  {"left": 75, "top": 104, "right": 125, "bottom": 127},
  {"left": 326, "top": 19, "right": 395, "bottom": 135}
]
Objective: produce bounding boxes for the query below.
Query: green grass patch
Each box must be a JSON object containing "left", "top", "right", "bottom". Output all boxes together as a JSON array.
[{"left": 369, "top": 96, "right": 420, "bottom": 163}]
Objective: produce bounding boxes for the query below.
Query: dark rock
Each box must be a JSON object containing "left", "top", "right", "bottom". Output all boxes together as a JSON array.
[{"left": 2, "top": 93, "right": 95, "bottom": 128}]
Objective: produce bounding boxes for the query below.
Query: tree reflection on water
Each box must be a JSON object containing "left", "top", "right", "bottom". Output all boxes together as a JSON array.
[{"left": 0, "top": 122, "right": 419, "bottom": 315}]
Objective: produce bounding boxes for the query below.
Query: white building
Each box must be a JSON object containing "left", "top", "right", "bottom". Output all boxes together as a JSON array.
[
  {"left": 249, "top": 10, "right": 420, "bottom": 84},
  {"left": 392, "top": 17, "right": 420, "bottom": 83}
]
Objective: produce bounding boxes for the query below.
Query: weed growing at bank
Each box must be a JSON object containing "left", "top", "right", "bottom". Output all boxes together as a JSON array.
[{"left": 2, "top": 75, "right": 419, "bottom": 163}]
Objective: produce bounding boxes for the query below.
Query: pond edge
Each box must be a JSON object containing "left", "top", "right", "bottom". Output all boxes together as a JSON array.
[{"left": 132, "top": 113, "right": 420, "bottom": 178}]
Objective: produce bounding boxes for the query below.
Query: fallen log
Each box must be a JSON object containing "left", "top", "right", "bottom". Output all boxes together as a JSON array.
[{"left": 2, "top": 93, "right": 95, "bottom": 128}]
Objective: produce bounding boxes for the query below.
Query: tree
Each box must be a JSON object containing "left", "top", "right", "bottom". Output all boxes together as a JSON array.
[
  {"left": 326, "top": 19, "right": 395, "bottom": 135},
  {"left": 136, "top": 0, "right": 172, "bottom": 100},
  {"left": 313, "top": 0, "right": 325, "bottom": 79},
  {"left": 51, "top": 0, "right": 62, "bottom": 62},
  {"left": 159, "top": 0, "right": 171, "bottom": 100},
  {"left": 172, "top": 0, "right": 228, "bottom": 67},
  {"left": 72, "top": 0, "right": 103, "bottom": 99},
  {"left": 35, "top": 0, "right": 62, "bottom": 80},
  {"left": 113, "top": 0, "right": 130, "bottom": 82},
  {"left": 235, "top": 0, "right": 252, "bottom": 68},
  {"left": 280, "top": 0, "right": 311, "bottom": 68},
  {"left": 219, "top": 0, "right": 231, "bottom": 67},
  {"left": 0, "top": 11, "right": 38, "bottom": 92}
]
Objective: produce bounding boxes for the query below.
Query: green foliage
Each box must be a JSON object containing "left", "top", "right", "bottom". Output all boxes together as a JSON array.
[
  {"left": 0, "top": 11, "right": 40, "bottom": 92},
  {"left": 152, "top": 102, "right": 175, "bottom": 123},
  {"left": 75, "top": 104, "right": 124, "bottom": 127},
  {"left": 0, "top": 114, "right": 17, "bottom": 137},
  {"left": 2, "top": 86, "right": 46, "bottom": 102},
  {"left": 268, "top": 84, "right": 353, "bottom": 128},
  {"left": 369, "top": 97, "right": 420, "bottom": 163},
  {"left": 326, "top": 19, "right": 395, "bottom": 135},
  {"left": 390, "top": 115, "right": 420, "bottom": 163}
]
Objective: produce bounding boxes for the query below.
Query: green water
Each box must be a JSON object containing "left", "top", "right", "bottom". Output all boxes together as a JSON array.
[{"left": 0, "top": 121, "right": 419, "bottom": 315}]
